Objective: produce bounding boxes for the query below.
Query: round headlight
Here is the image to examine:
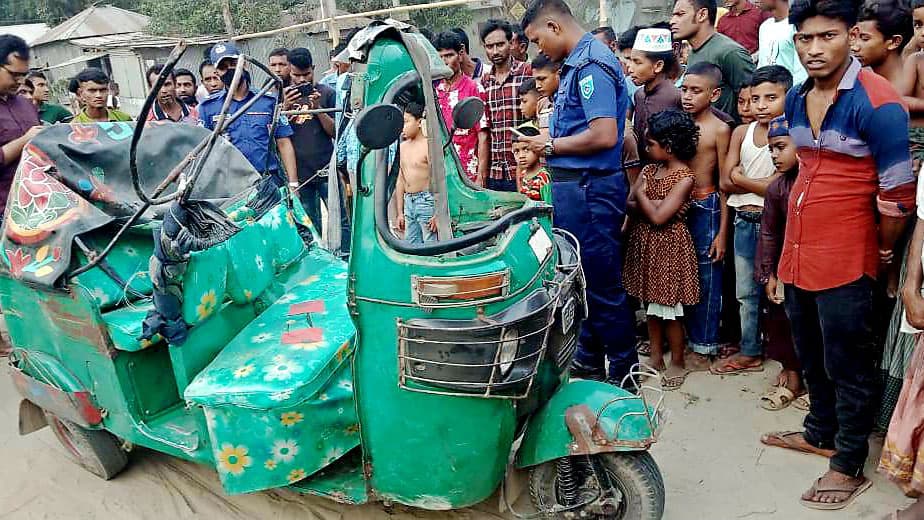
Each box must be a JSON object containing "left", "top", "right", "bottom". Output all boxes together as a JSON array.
[{"left": 498, "top": 328, "right": 519, "bottom": 375}]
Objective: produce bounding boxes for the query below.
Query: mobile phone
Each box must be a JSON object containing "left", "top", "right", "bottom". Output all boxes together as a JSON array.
[
  {"left": 297, "top": 83, "right": 316, "bottom": 97},
  {"left": 774, "top": 281, "right": 785, "bottom": 302}
]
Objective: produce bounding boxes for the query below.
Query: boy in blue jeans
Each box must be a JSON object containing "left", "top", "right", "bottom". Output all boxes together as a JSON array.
[
  {"left": 396, "top": 102, "right": 436, "bottom": 244},
  {"left": 680, "top": 62, "right": 731, "bottom": 370},
  {"left": 714, "top": 65, "right": 793, "bottom": 374}
]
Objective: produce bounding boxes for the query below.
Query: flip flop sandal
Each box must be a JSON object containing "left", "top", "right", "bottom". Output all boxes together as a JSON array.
[
  {"left": 637, "top": 340, "right": 652, "bottom": 357},
  {"left": 800, "top": 477, "right": 872, "bottom": 510},
  {"left": 760, "top": 431, "right": 835, "bottom": 458},
  {"left": 793, "top": 394, "right": 810, "bottom": 412},
  {"left": 760, "top": 386, "right": 795, "bottom": 411},
  {"left": 661, "top": 367, "right": 690, "bottom": 391},
  {"left": 710, "top": 358, "right": 764, "bottom": 375}
]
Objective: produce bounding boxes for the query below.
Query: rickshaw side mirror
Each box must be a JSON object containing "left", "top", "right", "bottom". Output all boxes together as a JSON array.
[
  {"left": 452, "top": 97, "right": 484, "bottom": 131},
  {"left": 355, "top": 103, "right": 403, "bottom": 150}
]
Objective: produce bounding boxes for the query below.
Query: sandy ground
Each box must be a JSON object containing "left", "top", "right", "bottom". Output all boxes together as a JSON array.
[{"left": 0, "top": 362, "right": 913, "bottom": 520}]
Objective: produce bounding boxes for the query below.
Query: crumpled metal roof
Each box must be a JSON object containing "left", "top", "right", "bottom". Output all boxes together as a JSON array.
[{"left": 31, "top": 6, "right": 149, "bottom": 46}]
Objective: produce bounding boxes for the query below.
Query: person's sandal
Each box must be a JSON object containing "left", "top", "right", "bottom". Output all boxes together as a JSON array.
[
  {"left": 793, "top": 394, "right": 810, "bottom": 412},
  {"left": 799, "top": 477, "right": 871, "bottom": 510},
  {"left": 760, "top": 385, "right": 795, "bottom": 411}
]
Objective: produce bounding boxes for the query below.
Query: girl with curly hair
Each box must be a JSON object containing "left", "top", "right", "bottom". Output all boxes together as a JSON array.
[{"left": 624, "top": 109, "right": 701, "bottom": 390}]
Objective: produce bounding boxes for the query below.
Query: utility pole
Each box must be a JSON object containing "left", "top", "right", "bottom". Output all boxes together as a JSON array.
[
  {"left": 220, "top": 0, "right": 236, "bottom": 36},
  {"left": 319, "top": 0, "right": 339, "bottom": 47}
]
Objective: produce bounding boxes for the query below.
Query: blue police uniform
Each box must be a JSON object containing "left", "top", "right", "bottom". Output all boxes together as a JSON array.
[
  {"left": 198, "top": 89, "right": 294, "bottom": 182},
  {"left": 549, "top": 33, "right": 637, "bottom": 384}
]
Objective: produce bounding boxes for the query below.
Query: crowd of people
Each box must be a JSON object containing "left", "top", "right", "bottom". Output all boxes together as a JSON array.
[{"left": 5, "top": 0, "right": 924, "bottom": 514}]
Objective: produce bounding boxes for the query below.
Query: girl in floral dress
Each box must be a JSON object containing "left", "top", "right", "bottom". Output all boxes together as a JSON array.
[{"left": 624, "top": 110, "right": 700, "bottom": 391}]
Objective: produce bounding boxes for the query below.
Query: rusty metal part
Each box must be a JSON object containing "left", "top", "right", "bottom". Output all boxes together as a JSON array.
[{"left": 565, "top": 405, "right": 655, "bottom": 455}]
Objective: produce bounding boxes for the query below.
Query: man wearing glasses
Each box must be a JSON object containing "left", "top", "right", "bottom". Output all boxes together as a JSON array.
[{"left": 0, "top": 34, "right": 42, "bottom": 356}]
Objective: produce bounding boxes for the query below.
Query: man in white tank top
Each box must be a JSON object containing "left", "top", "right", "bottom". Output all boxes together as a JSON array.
[{"left": 714, "top": 65, "right": 793, "bottom": 374}]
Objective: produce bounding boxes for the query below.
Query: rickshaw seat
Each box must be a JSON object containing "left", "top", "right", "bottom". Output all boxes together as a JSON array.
[
  {"left": 102, "top": 302, "right": 163, "bottom": 352},
  {"left": 72, "top": 231, "right": 155, "bottom": 311},
  {"left": 184, "top": 248, "right": 355, "bottom": 410}
]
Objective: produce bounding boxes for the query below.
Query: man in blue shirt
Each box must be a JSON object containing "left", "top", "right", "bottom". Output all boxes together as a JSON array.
[
  {"left": 198, "top": 42, "right": 297, "bottom": 188},
  {"left": 521, "top": 0, "right": 637, "bottom": 387}
]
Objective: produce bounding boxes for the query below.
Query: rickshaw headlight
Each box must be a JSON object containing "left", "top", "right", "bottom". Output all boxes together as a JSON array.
[{"left": 498, "top": 328, "right": 519, "bottom": 375}]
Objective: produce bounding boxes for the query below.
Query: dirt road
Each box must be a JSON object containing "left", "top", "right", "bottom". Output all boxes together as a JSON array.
[{"left": 0, "top": 364, "right": 910, "bottom": 519}]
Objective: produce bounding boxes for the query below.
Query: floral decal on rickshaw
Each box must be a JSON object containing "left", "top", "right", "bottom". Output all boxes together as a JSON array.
[{"left": 217, "top": 444, "right": 253, "bottom": 475}]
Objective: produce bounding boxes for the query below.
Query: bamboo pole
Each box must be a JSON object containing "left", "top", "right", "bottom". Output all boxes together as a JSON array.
[{"left": 231, "top": 0, "right": 473, "bottom": 41}]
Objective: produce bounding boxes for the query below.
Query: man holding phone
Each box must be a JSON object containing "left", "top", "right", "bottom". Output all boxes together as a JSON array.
[{"left": 283, "top": 47, "right": 336, "bottom": 229}]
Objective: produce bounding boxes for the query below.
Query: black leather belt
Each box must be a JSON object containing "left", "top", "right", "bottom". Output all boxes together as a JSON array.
[{"left": 549, "top": 167, "right": 618, "bottom": 182}]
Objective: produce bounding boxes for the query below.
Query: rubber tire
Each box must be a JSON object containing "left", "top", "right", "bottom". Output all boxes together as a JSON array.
[
  {"left": 529, "top": 452, "right": 665, "bottom": 520},
  {"left": 45, "top": 412, "right": 128, "bottom": 480}
]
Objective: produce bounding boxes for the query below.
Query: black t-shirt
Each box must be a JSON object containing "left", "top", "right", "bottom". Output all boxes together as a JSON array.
[{"left": 289, "top": 82, "right": 336, "bottom": 182}]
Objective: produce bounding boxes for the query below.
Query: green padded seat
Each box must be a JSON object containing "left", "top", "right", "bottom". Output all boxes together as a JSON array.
[{"left": 101, "top": 301, "right": 163, "bottom": 352}]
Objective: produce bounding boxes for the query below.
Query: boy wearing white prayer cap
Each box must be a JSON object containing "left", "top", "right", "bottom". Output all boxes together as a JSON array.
[{"left": 628, "top": 27, "right": 681, "bottom": 162}]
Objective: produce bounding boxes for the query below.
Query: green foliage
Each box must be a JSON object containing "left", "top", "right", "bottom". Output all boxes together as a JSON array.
[
  {"left": 140, "top": 0, "right": 284, "bottom": 36},
  {"left": 0, "top": 0, "right": 135, "bottom": 25}
]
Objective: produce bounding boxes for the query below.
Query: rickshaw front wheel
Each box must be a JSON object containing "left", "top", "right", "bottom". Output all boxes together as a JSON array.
[
  {"left": 529, "top": 452, "right": 665, "bottom": 519},
  {"left": 45, "top": 412, "right": 128, "bottom": 480}
]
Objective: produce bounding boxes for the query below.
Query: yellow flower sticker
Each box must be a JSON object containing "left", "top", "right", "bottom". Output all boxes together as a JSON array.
[
  {"left": 290, "top": 341, "right": 325, "bottom": 351},
  {"left": 287, "top": 468, "right": 307, "bottom": 483},
  {"left": 280, "top": 411, "right": 304, "bottom": 427},
  {"left": 264, "top": 459, "right": 278, "bottom": 470},
  {"left": 233, "top": 364, "right": 255, "bottom": 378},
  {"left": 217, "top": 444, "right": 252, "bottom": 475},
  {"left": 196, "top": 290, "right": 217, "bottom": 320}
]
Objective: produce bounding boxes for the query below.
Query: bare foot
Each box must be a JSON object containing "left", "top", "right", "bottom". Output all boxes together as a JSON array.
[
  {"left": 711, "top": 353, "right": 764, "bottom": 375},
  {"left": 649, "top": 356, "right": 666, "bottom": 372},
  {"left": 801, "top": 470, "right": 870, "bottom": 509},
  {"left": 685, "top": 351, "right": 712, "bottom": 372}
]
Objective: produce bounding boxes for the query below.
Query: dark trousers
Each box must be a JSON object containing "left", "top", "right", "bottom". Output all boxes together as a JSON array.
[
  {"left": 485, "top": 177, "right": 517, "bottom": 192},
  {"left": 784, "top": 276, "right": 878, "bottom": 477},
  {"left": 297, "top": 180, "right": 327, "bottom": 232},
  {"left": 551, "top": 171, "right": 637, "bottom": 382}
]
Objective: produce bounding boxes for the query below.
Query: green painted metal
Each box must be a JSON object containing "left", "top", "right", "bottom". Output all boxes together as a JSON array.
[
  {"left": 515, "top": 380, "right": 661, "bottom": 468},
  {"left": 348, "top": 35, "right": 552, "bottom": 509}
]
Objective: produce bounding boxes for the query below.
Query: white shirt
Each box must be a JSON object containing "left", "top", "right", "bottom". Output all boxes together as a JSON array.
[{"left": 757, "top": 17, "right": 808, "bottom": 87}]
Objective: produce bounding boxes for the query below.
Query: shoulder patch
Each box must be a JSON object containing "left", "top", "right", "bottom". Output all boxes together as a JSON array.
[{"left": 579, "top": 74, "right": 594, "bottom": 100}]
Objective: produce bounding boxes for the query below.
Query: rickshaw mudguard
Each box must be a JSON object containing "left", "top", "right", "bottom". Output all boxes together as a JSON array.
[
  {"left": 515, "top": 379, "right": 661, "bottom": 468},
  {"left": 8, "top": 350, "right": 103, "bottom": 430}
]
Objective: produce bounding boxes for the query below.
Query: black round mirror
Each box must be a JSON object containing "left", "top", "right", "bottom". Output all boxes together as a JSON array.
[
  {"left": 355, "top": 103, "right": 403, "bottom": 150},
  {"left": 452, "top": 97, "right": 484, "bottom": 131}
]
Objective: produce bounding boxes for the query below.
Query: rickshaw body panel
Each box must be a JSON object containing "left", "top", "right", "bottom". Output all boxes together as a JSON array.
[{"left": 515, "top": 379, "right": 662, "bottom": 468}]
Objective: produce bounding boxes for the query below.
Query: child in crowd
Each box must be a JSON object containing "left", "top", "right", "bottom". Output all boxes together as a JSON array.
[
  {"left": 512, "top": 123, "right": 551, "bottom": 203},
  {"left": 900, "top": 0, "right": 924, "bottom": 172},
  {"left": 714, "top": 65, "right": 792, "bottom": 375},
  {"left": 736, "top": 83, "right": 754, "bottom": 125},
  {"left": 624, "top": 110, "right": 700, "bottom": 391},
  {"left": 518, "top": 78, "right": 541, "bottom": 126},
  {"left": 396, "top": 102, "right": 435, "bottom": 244},
  {"left": 754, "top": 116, "right": 806, "bottom": 411},
  {"left": 680, "top": 62, "right": 731, "bottom": 371},
  {"left": 851, "top": 0, "right": 912, "bottom": 86},
  {"left": 629, "top": 27, "right": 680, "bottom": 161},
  {"left": 530, "top": 53, "right": 559, "bottom": 136}
]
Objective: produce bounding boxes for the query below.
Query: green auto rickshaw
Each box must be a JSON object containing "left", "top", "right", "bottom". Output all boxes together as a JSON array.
[{"left": 2, "top": 21, "right": 665, "bottom": 519}]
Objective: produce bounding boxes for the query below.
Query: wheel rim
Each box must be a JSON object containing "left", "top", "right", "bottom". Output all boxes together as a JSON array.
[{"left": 49, "top": 416, "right": 81, "bottom": 460}]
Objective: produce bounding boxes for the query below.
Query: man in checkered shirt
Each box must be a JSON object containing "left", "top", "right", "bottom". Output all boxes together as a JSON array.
[{"left": 478, "top": 19, "right": 533, "bottom": 192}]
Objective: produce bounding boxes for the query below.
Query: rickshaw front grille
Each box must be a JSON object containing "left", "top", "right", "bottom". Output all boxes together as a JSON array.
[{"left": 396, "top": 290, "right": 557, "bottom": 399}]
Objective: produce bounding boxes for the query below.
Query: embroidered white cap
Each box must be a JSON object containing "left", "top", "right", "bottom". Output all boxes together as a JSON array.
[{"left": 633, "top": 28, "right": 673, "bottom": 53}]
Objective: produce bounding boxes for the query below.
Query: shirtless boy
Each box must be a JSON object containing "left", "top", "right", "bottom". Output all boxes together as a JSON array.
[
  {"left": 680, "top": 62, "right": 731, "bottom": 369},
  {"left": 899, "top": 1, "right": 924, "bottom": 171},
  {"left": 396, "top": 102, "right": 436, "bottom": 244}
]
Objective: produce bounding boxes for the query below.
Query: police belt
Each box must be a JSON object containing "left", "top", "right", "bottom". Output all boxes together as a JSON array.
[{"left": 548, "top": 166, "right": 619, "bottom": 182}]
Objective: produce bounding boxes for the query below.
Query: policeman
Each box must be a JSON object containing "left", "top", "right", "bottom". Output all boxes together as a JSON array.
[
  {"left": 521, "top": 0, "right": 637, "bottom": 386},
  {"left": 198, "top": 42, "right": 298, "bottom": 189}
]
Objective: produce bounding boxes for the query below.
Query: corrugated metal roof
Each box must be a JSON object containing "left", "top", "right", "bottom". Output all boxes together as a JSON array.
[
  {"left": 32, "top": 6, "right": 149, "bottom": 46},
  {"left": 0, "top": 23, "right": 50, "bottom": 44},
  {"left": 44, "top": 51, "right": 109, "bottom": 70}
]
